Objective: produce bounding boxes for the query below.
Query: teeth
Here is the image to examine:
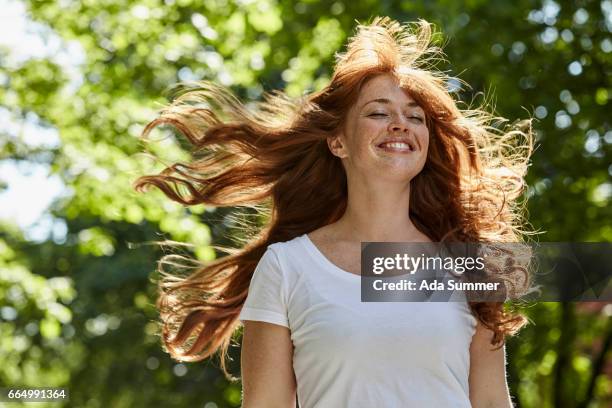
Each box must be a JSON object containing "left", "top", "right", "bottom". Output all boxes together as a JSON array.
[{"left": 380, "top": 142, "right": 413, "bottom": 151}]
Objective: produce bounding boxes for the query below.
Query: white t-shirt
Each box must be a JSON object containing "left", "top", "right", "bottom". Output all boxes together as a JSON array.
[{"left": 239, "top": 234, "right": 477, "bottom": 408}]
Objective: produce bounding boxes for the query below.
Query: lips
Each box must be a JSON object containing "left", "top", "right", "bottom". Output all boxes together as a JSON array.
[{"left": 376, "top": 138, "right": 416, "bottom": 152}]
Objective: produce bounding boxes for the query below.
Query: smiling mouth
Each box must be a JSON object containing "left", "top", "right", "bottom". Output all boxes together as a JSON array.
[{"left": 376, "top": 141, "right": 416, "bottom": 153}]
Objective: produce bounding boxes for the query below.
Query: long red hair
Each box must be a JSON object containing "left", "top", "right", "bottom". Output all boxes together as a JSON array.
[{"left": 134, "top": 17, "right": 533, "bottom": 379}]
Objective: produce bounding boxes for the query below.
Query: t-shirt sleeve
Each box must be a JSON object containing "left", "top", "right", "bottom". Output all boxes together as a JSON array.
[{"left": 239, "top": 247, "right": 289, "bottom": 328}]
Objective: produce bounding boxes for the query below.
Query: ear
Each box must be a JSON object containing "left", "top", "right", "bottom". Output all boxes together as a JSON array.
[{"left": 327, "top": 133, "right": 348, "bottom": 159}]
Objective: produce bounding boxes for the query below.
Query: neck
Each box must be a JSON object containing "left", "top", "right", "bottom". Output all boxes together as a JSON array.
[{"left": 333, "top": 177, "right": 423, "bottom": 242}]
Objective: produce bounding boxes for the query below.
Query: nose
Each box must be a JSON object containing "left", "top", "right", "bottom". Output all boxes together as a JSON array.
[{"left": 388, "top": 115, "right": 410, "bottom": 133}]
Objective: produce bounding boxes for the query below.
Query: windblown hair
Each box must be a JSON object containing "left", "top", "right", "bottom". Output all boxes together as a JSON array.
[{"left": 134, "top": 17, "right": 534, "bottom": 379}]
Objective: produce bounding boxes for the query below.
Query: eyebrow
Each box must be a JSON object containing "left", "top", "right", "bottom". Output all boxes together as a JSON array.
[{"left": 362, "top": 98, "right": 422, "bottom": 110}]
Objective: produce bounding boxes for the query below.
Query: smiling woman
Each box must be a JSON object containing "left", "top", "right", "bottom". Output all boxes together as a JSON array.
[
  {"left": 328, "top": 74, "right": 430, "bottom": 184},
  {"left": 134, "top": 16, "right": 533, "bottom": 408}
]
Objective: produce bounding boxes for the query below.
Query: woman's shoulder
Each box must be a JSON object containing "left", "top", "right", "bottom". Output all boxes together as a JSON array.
[
  {"left": 259, "top": 235, "right": 313, "bottom": 288},
  {"left": 266, "top": 233, "right": 309, "bottom": 260}
]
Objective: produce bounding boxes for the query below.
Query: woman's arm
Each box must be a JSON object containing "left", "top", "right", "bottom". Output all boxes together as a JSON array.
[
  {"left": 241, "top": 320, "right": 297, "bottom": 408},
  {"left": 469, "top": 322, "right": 514, "bottom": 408}
]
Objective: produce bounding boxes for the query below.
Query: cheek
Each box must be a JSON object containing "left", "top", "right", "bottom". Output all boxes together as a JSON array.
[
  {"left": 418, "top": 127, "right": 430, "bottom": 151},
  {"left": 351, "top": 120, "right": 382, "bottom": 150},
  {"left": 360, "top": 119, "right": 384, "bottom": 136}
]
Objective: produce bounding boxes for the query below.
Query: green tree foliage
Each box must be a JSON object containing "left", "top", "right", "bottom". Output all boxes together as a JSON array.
[{"left": 1, "top": 0, "right": 610, "bottom": 406}]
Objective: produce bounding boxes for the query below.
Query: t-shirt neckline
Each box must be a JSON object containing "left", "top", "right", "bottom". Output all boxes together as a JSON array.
[{"left": 301, "top": 233, "right": 361, "bottom": 281}]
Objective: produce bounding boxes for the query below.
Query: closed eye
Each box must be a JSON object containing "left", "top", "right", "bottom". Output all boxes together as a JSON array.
[{"left": 368, "top": 112, "right": 424, "bottom": 122}]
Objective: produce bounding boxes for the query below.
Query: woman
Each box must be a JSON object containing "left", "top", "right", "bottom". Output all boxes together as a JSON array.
[{"left": 135, "top": 17, "right": 533, "bottom": 407}]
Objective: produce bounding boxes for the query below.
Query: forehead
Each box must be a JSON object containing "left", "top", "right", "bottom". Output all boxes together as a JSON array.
[{"left": 357, "top": 74, "right": 418, "bottom": 106}]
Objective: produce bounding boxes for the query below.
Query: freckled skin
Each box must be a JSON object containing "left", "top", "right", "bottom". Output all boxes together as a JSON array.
[{"left": 331, "top": 74, "right": 430, "bottom": 183}]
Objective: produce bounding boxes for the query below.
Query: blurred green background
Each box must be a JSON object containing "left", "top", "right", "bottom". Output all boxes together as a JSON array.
[{"left": 0, "top": 0, "right": 610, "bottom": 407}]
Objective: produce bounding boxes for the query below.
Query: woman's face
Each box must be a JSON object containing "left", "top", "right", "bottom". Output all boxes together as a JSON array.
[{"left": 329, "top": 73, "right": 429, "bottom": 183}]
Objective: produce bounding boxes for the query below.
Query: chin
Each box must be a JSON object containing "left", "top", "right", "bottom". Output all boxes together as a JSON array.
[{"left": 376, "top": 168, "right": 422, "bottom": 183}]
